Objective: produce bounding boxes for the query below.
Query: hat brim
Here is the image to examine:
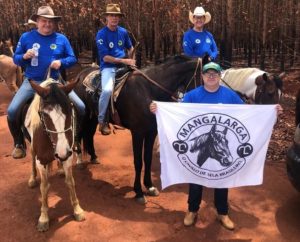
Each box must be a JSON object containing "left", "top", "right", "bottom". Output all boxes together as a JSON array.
[
  {"left": 102, "top": 12, "right": 124, "bottom": 16},
  {"left": 31, "top": 14, "right": 62, "bottom": 22},
  {"left": 189, "top": 11, "right": 211, "bottom": 25}
]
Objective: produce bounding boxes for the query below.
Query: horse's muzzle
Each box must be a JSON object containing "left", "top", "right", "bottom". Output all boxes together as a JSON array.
[{"left": 55, "top": 150, "right": 73, "bottom": 162}]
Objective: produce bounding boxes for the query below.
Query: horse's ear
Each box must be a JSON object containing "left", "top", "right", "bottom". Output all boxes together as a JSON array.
[
  {"left": 60, "top": 80, "right": 78, "bottom": 94},
  {"left": 255, "top": 75, "right": 265, "bottom": 86},
  {"left": 223, "top": 127, "right": 228, "bottom": 135},
  {"left": 29, "top": 80, "right": 50, "bottom": 98},
  {"left": 211, "top": 124, "right": 217, "bottom": 132}
]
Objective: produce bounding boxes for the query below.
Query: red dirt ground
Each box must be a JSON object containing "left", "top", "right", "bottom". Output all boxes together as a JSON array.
[{"left": 0, "top": 70, "right": 300, "bottom": 242}]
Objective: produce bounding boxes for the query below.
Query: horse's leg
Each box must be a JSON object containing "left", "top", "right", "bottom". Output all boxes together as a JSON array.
[
  {"left": 86, "top": 116, "right": 99, "bottom": 164},
  {"left": 57, "top": 160, "right": 65, "bottom": 176},
  {"left": 63, "top": 157, "right": 85, "bottom": 221},
  {"left": 36, "top": 160, "right": 50, "bottom": 232},
  {"left": 131, "top": 131, "right": 146, "bottom": 204},
  {"left": 28, "top": 147, "right": 38, "bottom": 188},
  {"left": 74, "top": 141, "right": 85, "bottom": 169},
  {"left": 143, "top": 130, "right": 159, "bottom": 196}
]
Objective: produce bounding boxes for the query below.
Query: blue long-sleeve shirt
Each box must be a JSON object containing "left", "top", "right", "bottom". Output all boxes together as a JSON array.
[
  {"left": 13, "top": 29, "right": 77, "bottom": 82},
  {"left": 96, "top": 26, "right": 133, "bottom": 70},
  {"left": 183, "top": 29, "right": 218, "bottom": 60}
]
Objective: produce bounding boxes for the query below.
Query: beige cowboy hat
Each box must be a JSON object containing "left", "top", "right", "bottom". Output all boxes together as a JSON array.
[
  {"left": 30, "top": 6, "right": 61, "bottom": 22},
  {"left": 189, "top": 6, "right": 211, "bottom": 24},
  {"left": 24, "top": 19, "right": 37, "bottom": 26},
  {"left": 103, "top": 3, "right": 124, "bottom": 16}
]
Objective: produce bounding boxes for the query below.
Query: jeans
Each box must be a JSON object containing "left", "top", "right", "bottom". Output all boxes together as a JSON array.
[
  {"left": 188, "top": 183, "right": 228, "bottom": 215},
  {"left": 98, "top": 67, "right": 116, "bottom": 123},
  {"left": 7, "top": 78, "right": 85, "bottom": 122}
]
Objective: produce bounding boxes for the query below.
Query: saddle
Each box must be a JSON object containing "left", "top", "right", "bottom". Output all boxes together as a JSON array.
[{"left": 82, "top": 66, "right": 132, "bottom": 126}]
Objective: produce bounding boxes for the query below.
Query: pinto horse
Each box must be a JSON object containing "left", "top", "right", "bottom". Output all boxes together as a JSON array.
[
  {"left": 25, "top": 79, "right": 85, "bottom": 231},
  {"left": 190, "top": 124, "right": 233, "bottom": 168},
  {"left": 74, "top": 55, "right": 204, "bottom": 203},
  {"left": 221, "top": 68, "right": 284, "bottom": 104}
]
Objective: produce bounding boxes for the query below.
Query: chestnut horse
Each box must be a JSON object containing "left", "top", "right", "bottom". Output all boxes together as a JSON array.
[
  {"left": 74, "top": 55, "right": 204, "bottom": 204},
  {"left": 25, "top": 79, "right": 85, "bottom": 231}
]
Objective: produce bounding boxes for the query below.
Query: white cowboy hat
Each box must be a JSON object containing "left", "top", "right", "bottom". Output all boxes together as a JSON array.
[
  {"left": 24, "top": 19, "right": 37, "bottom": 26},
  {"left": 30, "top": 6, "right": 61, "bottom": 22},
  {"left": 189, "top": 7, "right": 211, "bottom": 24}
]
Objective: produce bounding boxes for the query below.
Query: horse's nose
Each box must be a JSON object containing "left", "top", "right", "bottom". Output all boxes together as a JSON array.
[{"left": 55, "top": 150, "right": 73, "bottom": 162}]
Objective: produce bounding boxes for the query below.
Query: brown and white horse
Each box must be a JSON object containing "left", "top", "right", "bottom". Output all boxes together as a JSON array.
[
  {"left": 25, "top": 79, "right": 85, "bottom": 231},
  {"left": 221, "top": 68, "right": 284, "bottom": 104}
]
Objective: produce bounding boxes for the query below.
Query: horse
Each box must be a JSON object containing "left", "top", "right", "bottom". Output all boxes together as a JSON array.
[
  {"left": 25, "top": 79, "right": 85, "bottom": 231},
  {"left": 190, "top": 124, "right": 233, "bottom": 167},
  {"left": 74, "top": 55, "right": 204, "bottom": 204},
  {"left": 221, "top": 67, "right": 284, "bottom": 104},
  {"left": 0, "top": 55, "right": 22, "bottom": 94},
  {"left": 286, "top": 88, "right": 300, "bottom": 192}
]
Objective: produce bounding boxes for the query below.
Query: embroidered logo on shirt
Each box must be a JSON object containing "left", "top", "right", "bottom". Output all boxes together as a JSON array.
[
  {"left": 195, "top": 39, "right": 201, "bottom": 44},
  {"left": 206, "top": 38, "right": 211, "bottom": 44},
  {"left": 118, "top": 40, "right": 123, "bottom": 46},
  {"left": 32, "top": 43, "right": 40, "bottom": 49},
  {"left": 98, "top": 39, "right": 103, "bottom": 45},
  {"left": 50, "top": 44, "right": 57, "bottom": 50},
  {"left": 109, "top": 42, "right": 114, "bottom": 48},
  {"left": 183, "top": 41, "right": 188, "bottom": 46}
]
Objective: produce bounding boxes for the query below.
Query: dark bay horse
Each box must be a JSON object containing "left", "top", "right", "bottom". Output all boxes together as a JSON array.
[
  {"left": 190, "top": 124, "right": 233, "bottom": 168},
  {"left": 74, "top": 55, "right": 204, "bottom": 203},
  {"left": 25, "top": 79, "right": 85, "bottom": 231}
]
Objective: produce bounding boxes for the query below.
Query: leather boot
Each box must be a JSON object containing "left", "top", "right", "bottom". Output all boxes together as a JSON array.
[
  {"left": 7, "top": 117, "right": 26, "bottom": 159},
  {"left": 218, "top": 214, "right": 235, "bottom": 230},
  {"left": 100, "top": 122, "right": 111, "bottom": 135},
  {"left": 183, "top": 211, "right": 197, "bottom": 226}
]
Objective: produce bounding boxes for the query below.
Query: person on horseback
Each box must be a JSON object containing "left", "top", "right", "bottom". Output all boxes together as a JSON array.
[
  {"left": 7, "top": 5, "right": 85, "bottom": 159},
  {"left": 96, "top": 3, "right": 135, "bottom": 135},
  {"left": 183, "top": 6, "right": 218, "bottom": 61}
]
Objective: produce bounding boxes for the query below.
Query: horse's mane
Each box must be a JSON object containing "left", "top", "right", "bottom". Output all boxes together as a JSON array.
[{"left": 190, "top": 133, "right": 209, "bottom": 152}]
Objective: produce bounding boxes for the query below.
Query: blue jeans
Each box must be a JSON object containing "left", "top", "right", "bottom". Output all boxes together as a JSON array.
[
  {"left": 7, "top": 78, "right": 85, "bottom": 122},
  {"left": 98, "top": 67, "right": 116, "bottom": 123},
  {"left": 188, "top": 183, "right": 228, "bottom": 215}
]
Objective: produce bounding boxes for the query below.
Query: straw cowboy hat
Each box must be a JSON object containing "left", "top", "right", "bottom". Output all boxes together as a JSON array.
[
  {"left": 24, "top": 19, "right": 37, "bottom": 26},
  {"left": 30, "top": 6, "right": 61, "bottom": 22},
  {"left": 189, "top": 7, "right": 211, "bottom": 24},
  {"left": 103, "top": 3, "right": 124, "bottom": 16}
]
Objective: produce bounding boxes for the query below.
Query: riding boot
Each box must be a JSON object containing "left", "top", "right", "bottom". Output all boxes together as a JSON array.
[{"left": 7, "top": 117, "right": 26, "bottom": 159}]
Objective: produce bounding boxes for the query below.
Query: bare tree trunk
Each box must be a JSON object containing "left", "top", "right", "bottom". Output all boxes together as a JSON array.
[{"left": 260, "top": 0, "right": 267, "bottom": 70}]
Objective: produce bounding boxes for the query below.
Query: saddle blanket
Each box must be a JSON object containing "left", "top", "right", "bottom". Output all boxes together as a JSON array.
[
  {"left": 155, "top": 101, "right": 277, "bottom": 189},
  {"left": 82, "top": 70, "right": 101, "bottom": 93}
]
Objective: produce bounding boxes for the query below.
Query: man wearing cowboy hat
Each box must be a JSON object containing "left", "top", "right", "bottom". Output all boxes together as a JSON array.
[
  {"left": 8, "top": 5, "right": 85, "bottom": 159},
  {"left": 24, "top": 19, "right": 37, "bottom": 30},
  {"left": 96, "top": 3, "right": 135, "bottom": 135},
  {"left": 183, "top": 6, "right": 218, "bottom": 60}
]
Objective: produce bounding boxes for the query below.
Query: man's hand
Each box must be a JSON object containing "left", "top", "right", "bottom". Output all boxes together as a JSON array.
[
  {"left": 149, "top": 102, "right": 157, "bottom": 114},
  {"left": 50, "top": 60, "right": 62, "bottom": 70},
  {"left": 276, "top": 104, "right": 283, "bottom": 116},
  {"left": 122, "top": 58, "right": 136, "bottom": 67},
  {"left": 23, "top": 49, "right": 35, "bottom": 60}
]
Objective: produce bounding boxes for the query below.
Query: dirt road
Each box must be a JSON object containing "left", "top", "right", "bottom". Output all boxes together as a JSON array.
[{"left": 0, "top": 73, "right": 300, "bottom": 242}]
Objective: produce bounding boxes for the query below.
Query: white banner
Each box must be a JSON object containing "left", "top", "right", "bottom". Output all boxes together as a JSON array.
[{"left": 155, "top": 101, "right": 277, "bottom": 189}]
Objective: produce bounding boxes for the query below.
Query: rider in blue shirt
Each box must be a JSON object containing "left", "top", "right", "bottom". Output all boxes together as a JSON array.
[
  {"left": 183, "top": 6, "right": 218, "bottom": 60},
  {"left": 8, "top": 6, "right": 85, "bottom": 159},
  {"left": 96, "top": 3, "right": 135, "bottom": 135}
]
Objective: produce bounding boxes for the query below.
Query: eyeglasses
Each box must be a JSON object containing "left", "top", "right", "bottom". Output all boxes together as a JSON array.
[{"left": 204, "top": 72, "right": 220, "bottom": 78}]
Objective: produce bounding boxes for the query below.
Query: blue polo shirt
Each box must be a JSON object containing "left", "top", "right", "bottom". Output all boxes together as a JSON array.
[
  {"left": 183, "top": 86, "right": 244, "bottom": 104},
  {"left": 13, "top": 29, "right": 76, "bottom": 82},
  {"left": 96, "top": 26, "right": 133, "bottom": 70},
  {"left": 183, "top": 29, "right": 218, "bottom": 60}
]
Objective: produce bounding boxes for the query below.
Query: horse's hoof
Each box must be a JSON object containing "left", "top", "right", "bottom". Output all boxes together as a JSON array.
[
  {"left": 90, "top": 158, "right": 100, "bottom": 164},
  {"left": 28, "top": 179, "right": 38, "bottom": 188},
  {"left": 135, "top": 195, "right": 147, "bottom": 205},
  {"left": 76, "top": 163, "right": 87, "bottom": 170},
  {"left": 36, "top": 221, "right": 49, "bottom": 232},
  {"left": 147, "top": 186, "right": 160, "bottom": 196},
  {"left": 74, "top": 211, "right": 85, "bottom": 221}
]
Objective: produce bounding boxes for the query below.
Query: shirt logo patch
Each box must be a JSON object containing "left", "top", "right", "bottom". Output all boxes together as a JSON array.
[
  {"left": 98, "top": 39, "right": 103, "bottom": 45},
  {"left": 109, "top": 42, "right": 114, "bottom": 48},
  {"left": 195, "top": 39, "right": 201, "bottom": 44},
  {"left": 206, "top": 38, "right": 211, "bottom": 44},
  {"left": 118, "top": 40, "right": 123, "bottom": 46},
  {"left": 183, "top": 41, "right": 188, "bottom": 47},
  {"left": 50, "top": 44, "right": 57, "bottom": 50},
  {"left": 32, "top": 43, "right": 40, "bottom": 49}
]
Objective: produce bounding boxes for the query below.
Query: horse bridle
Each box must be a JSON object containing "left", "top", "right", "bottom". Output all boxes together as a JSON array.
[
  {"left": 38, "top": 103, "right": 76, "bottom": 150},
  {"left": 130, "top": 58, "right": 202, "bottom": 102}
]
